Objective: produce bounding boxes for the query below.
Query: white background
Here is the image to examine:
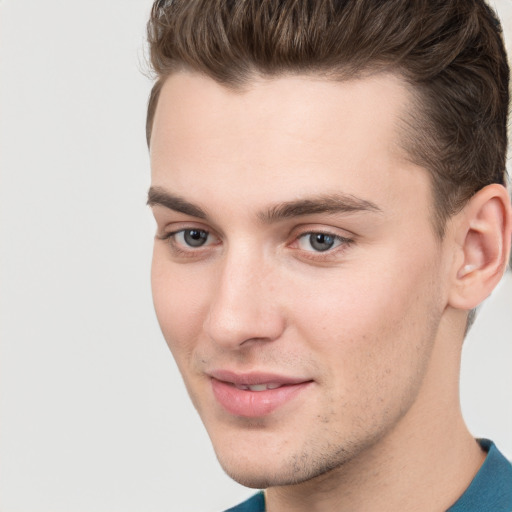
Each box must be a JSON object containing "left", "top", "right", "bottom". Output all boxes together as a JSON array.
[{"left": 0, "top": 1, "right": 511, "bottom": 511}]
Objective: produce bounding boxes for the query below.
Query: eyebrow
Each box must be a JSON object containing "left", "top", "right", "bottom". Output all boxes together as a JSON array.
[
  {"left": 259, "top": 194, "right": 382, "bottom": 223},
  {"left": 147, "top": 186, "right": 207, "bottom": 219},
  {"left": 147, "top": 186, "right": 382, "bottom": 222}
]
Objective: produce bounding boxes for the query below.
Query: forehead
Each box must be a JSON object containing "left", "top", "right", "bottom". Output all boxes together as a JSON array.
[
  {"left": 150, "top": 72, "right": 430, "bottom": 221},
  {"left": 151, "top": 71, "right": 411, "bottom": 156}
]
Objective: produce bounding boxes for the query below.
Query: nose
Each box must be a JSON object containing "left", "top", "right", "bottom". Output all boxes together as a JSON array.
[{"left": 203, "top": 252, "right": 286, "bottom": 349}]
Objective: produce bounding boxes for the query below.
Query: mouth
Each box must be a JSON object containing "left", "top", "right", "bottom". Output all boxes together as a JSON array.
[
  {"left": 209, "top": 370, "right": 313, "bottom": 418},
  {"left": 231, "top": 382, "right": 284, "bottom": 391}
]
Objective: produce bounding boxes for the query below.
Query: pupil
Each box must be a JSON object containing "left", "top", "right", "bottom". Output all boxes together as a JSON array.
[
  {"left": 310, "top": 233, "right": 334, "bottom": 252},
  {"left": 184, "top": 229, "right": 208, "bottom": 247}
]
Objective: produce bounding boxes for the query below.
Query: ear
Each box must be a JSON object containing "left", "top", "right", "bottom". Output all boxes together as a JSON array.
[{"left": 448, "top": 184, "right": 512, "bottom": 310}]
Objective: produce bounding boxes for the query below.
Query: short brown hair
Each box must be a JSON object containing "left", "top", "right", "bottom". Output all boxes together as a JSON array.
[{"left": 146, "top": 0, "right": 509, "bottom": 234}]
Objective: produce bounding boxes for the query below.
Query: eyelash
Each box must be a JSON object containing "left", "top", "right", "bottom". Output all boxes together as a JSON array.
[
  {"left": 157, "top": 228, "right": 219, "bottom": 258},
  {"left": 158, "top": 227, "right": 353, "bottom": 261},
  {"left": 294, "top": 231, "right": 353, "bottom": 258}
]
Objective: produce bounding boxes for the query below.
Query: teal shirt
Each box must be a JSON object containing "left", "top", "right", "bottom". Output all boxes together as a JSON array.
[{"left": 225, "top": 440, "right": 512, "bottom": 512}]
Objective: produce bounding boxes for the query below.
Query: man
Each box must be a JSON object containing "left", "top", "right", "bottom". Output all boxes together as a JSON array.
[{"left": 146, "top": 1, "right": 512, "bottom": 510}]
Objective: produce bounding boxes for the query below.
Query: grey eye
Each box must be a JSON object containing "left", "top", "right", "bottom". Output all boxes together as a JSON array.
[
  {"left": 297, "top": 232, "right": 344, "bottom": 253},
  {"left": 181, "top": 229, "right": 209, "bottom": 247},
  {"left": 308, "top": 233, "right": 336, "bottom": 252}
]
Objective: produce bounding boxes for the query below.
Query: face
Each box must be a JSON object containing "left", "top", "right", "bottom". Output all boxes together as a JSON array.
[{"left": 149, "top": 72, "right": 451, "bottom": 488}]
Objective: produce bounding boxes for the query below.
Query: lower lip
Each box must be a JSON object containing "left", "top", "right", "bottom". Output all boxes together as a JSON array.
[{"left": 211, "top": 379, "right": 311, "bottom": 418}]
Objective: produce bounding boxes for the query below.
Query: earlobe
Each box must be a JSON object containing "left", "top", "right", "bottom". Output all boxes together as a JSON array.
[{"left": 448, "top": 184, "right": 512, "bottom": 310}]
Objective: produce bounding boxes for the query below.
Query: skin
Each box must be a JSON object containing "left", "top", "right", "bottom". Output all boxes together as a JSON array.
[{"left": 149, "top": 72, "right": 508, "bottom": 511}]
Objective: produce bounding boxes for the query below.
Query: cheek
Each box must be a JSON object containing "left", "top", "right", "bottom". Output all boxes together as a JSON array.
[
  {"left": 288, "top": 247, "right": 443, "bottom": 400},
  {"left": 151, "top": 249, "right": 209, "bottom": 361},
  {"left": 291, "top": 261, "right": 432, "bottom": 342}
]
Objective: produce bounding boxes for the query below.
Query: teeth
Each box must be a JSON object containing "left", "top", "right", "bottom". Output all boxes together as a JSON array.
[
  {"left": 234, "top": 383, "right": 282, "bottom": 391},
  {"left": 248, "top": 384, "right": 268, "bottom": 391}
]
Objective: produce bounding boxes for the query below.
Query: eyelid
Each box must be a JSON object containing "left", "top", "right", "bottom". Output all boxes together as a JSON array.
[
  {"left": 175, "top": 229, "right": 216, "bottom": 247},
  {"left": 288, "top": 226, "right": 355, "bottom": 260},
  {"left": 156, "top": 220, "right": 215, "bottom": 239},
  {"left": 162, "top": 228, "right": 217, "bottom": 244},
  {"left": 156, "top": 223, "right": 221, "bottom": 258},
  {"left": 296, "top": 231, "right": 345, "bottom": 251},
  {"left": 290, "top": 224, "right": 355, "bottom": 243},
  {"left": 156, "top": 222, "right": 355, "bottom": 261}
]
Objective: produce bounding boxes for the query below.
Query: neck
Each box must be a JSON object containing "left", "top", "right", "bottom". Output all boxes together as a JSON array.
[{"left": 265, "top": 310, "right": 486, "bottom": 512}]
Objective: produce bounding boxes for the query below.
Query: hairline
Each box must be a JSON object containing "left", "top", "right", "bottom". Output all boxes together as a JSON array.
[{"left": 147, "top": 66, "right": 452, "bottom": 240}]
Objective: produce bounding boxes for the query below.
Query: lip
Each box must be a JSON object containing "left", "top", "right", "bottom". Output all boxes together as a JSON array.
[{"left": 209, "top": 370, "right": 313, "bottom": 418}]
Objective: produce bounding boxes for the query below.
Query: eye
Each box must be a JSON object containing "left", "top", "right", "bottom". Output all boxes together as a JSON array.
[
  {"left": 174, "top": 228, "right": 211, "bottom": 248},
  {"left": 297, "top": 232, "right": 346, "bottom": 252},
  {"left": 157, "top": 226, "right": 220, "bottom": 260}
]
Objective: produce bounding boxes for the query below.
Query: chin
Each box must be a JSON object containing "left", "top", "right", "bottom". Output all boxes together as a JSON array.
[
  {"left": 219, "top": 461, "right": 304, "bottom": 489},
  {"left": 222, "top": 470, "right": 276, "bottom": 490},
  {"left": 215, "top": 443, "right": 356, "bottom": 489}
]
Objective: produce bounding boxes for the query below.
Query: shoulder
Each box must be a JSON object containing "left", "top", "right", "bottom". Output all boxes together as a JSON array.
[
  {"left": 448, "top": 439, "right": 512, "bottom": 511},
  {"left": 223, "top": 492, "right": 265, "bottom": 512}
]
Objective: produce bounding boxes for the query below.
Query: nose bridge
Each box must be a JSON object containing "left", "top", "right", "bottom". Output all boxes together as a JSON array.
[{"left": 203, "top": 244, "right": 284, "bottom": 348}]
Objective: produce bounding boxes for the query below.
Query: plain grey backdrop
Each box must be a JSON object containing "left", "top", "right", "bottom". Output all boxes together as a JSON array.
[{"left": 1, "top": 1, "right": 511, "bottom": 511}]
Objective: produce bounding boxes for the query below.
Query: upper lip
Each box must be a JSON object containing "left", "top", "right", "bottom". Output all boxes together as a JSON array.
[{"left": 208, "top": 369, "right": 311, "bottom": 386}]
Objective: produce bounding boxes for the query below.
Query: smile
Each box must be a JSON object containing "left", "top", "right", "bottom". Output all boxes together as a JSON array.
[
  {"left": 233, "top": 383, "right": 282, "bottom": 391},
  {"left": 209, "top": 370, "right": 313, "bottom": 418}
]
